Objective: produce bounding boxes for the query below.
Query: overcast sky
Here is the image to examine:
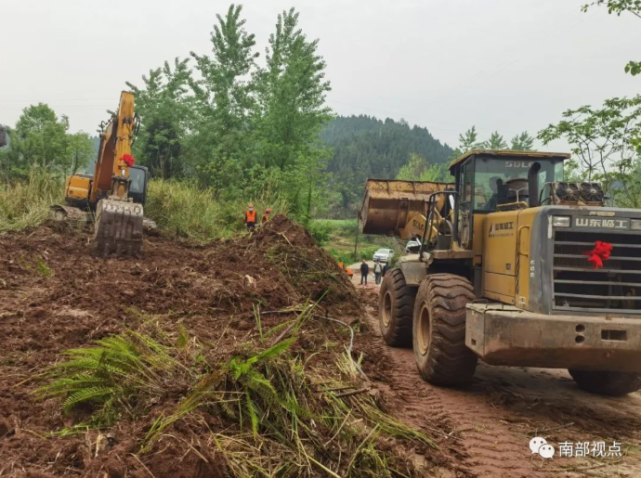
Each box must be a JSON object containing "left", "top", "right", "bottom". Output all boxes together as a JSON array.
[{"left": 1, "top": 0, "right": 639, "bottom": 150}]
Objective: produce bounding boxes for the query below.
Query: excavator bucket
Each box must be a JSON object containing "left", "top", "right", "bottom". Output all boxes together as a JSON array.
[
  {"left": 92, "top": 198, "right": 144, "bottom": 257},
  {"left": 359, "top": 179, "right": 453, "bottom": 236}
]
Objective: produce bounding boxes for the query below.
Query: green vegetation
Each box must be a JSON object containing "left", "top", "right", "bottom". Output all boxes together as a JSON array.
[
  {"left": 0, "top": 104, "right": 94, "bottom": 182},
  {"left": 322, "top": 116, "right": 454, "bottom": 218},
  {"left": 145, "top": 180, "right": 288, "bottom": 240},
  {"left": 36, "top": 331, "right": 181, "bottom": 426},
  {"left": 539, "top": 96, "right": 641, "bottom": 207},
  {"left": 0, "top": 168, "right": 63, "bottom": 232},
  {"left": 36, "top": 310, "right": 435, "bottom": 477},
  {"left": 312, "top": 219, "right": 401, "bottom": 265},
  {"left": 126, "top": 5, "right": 332, "bottom": 221}
]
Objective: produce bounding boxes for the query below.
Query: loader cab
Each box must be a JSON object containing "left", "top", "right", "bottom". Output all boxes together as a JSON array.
[{"left": 449, "top": 150, "right": 569, "bottom": 249}]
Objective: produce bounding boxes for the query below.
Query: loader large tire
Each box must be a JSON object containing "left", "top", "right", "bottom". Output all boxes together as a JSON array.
[
  {"left": 412, "top": 274, "right": 477, "bottom": 385},
  {"left": 568, "top": 369, "right": 641, "bottom": 397},
  {"left": 379, "top": 269, "right": 416, "bottom": 347}
]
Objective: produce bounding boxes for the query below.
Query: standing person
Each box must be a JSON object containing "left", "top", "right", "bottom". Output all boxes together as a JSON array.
[
  {"left": 382, "top": 262, "right": 391, "bottom": 277},
  {"left": 374, "top": 261, "right": 383, "bottom": 285},
  {"left": 360, "top": 259, "right": 369, "bottom": 286},
  {"left": 261, "top": 208, "right": 272, "bottom": 226},
  {"left": 245, "top": 204, "right": 257, "bottom": 231}
]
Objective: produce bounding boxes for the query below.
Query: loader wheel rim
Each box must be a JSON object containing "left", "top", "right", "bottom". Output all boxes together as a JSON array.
[
  {"left": 382, "top": 292, "right": 392, "bottom": 328},
  {"left": 417, "top": 303, "right": 430, "bottom": 356}
]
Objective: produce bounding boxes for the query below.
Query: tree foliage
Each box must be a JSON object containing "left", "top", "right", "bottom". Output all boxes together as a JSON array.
[
  {"left": 125, "top": 4, "right": 333, "bottom": 218},
  {"left": 126, "top": 59, "right": 193, "bottom": 179},
  {"left": 486, "top": 131, "right": 508, "bottom": 150},
  {"left": 448, "top": 126, "right": 536, "bottom": 161},
  {"left": 396, "top": 153, "right": 450, "bottom": 182},
  {"left": 510, "top": 132, "right": 535, "bottom": 151},
  {"left": 0, "top": 104, "right": 94, "bottom": 180},
  {"left": 321, "top": 116, "right": 454, "bottom": 217},
  {"left": 538, "top": 95, "right": 641, "bottom": 206}
]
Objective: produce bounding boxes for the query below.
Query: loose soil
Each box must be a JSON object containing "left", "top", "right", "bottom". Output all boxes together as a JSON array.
[
  {"left": 0, "top": 216, "right": 378, "bottom": 477},
  {"left": 350, "top": 276, "right": 641, "bottom": 478},
  {"left": 2, "top": 217, "right": 641, "bottom": 477}
]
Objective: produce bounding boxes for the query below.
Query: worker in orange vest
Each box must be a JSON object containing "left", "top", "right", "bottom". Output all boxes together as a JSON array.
[
  {"left": 261, "top": 208, "right": 272, "bottom": 226},
  {"left": 245, "top": 204, "right": 257, "bottom": 231}
]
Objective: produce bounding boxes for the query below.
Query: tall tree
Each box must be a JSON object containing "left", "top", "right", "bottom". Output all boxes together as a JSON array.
[
  {"left": 485, "top": 131, "right": 508, "bottom": 150},
  {"left": 255, "top": 8, "right": 332, "bottom": 170},
  {"left": 510, "top": 132, "right": 535, "bottom": 151},
  {"left": 127, "top": 58, "right": 193, "bottom": 179},
  {"left": 458, "top": 126, "right": 482, "bottom": 152},
  {"left": 183, "top": 5, "right": 260, "bottom": 189},
  {"left": 63, "top": 132, "right": 95, "bottom": 176}
]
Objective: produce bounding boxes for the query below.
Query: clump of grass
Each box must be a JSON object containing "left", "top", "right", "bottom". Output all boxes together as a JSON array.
[
  {"left": 36, "top": 308, "right": 436, "bottom": 476},
  {"left": 0, "top": 168, "right": 64, "bottom": 232},
  {"left": 35, "top": 330, "right": 183, "bottom": 426},
  {"left": 145, "top": 180, "right": 225, "bottom": 240},
  {"left": 34, "top": 255, "right": 53, "bottom": 279}
]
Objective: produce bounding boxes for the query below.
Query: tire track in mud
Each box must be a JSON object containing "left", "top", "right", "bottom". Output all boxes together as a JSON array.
[
  {"left": 355, "top": 286, "right": 641, "bottom": 477},
  {"left": 360, "top": 300, "right": 546, "bottom": 477}
]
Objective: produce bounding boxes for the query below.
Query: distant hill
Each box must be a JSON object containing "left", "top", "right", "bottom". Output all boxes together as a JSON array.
[{"left": 320, "top": 115, "right": 454, "bottom": 217}]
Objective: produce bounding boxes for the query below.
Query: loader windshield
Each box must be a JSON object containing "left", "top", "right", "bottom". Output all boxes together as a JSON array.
[{"left": 473, "top": 157, "right": 564, "bottom": 211}]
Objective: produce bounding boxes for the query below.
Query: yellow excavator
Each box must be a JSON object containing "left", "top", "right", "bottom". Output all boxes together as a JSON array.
[
  {"left": 52, "top": 91, "right": 148, "bottom": 257},
  {"left": 361, "top": 150, "right": 641, "bottom": 396}
]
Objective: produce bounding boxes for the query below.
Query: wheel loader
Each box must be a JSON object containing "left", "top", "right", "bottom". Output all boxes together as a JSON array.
[
  {"left": 51, "top": 91, "right": 148, "bottom": 257},
  {"left": 360, "top": 150, "right": 641, "bottom": 396}
]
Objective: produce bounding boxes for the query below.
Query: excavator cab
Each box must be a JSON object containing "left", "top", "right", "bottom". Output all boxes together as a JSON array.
[{"left": 65, "top": 165, "right": 149, "bottom": 210}]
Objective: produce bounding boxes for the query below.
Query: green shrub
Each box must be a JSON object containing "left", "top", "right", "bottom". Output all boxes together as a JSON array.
[{"left": 308, "top": 220, "right": 331, "bottom": 245}]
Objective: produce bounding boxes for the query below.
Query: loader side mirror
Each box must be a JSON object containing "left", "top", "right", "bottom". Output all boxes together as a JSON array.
[{"left": 528, "top": 162, "right": 541, "bottom": 208}]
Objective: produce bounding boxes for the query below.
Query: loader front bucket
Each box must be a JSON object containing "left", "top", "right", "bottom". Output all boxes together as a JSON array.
[
  {"left": 359, "top": 179, "right": 453, "bottom": 236},
  {"left": 93, "top": 198, "right": 144, "bottom": 257}
]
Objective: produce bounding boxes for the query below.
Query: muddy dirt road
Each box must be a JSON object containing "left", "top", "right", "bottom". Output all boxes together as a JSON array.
[{"left": 351, "top": 275, "right": 641, "bottom": 478}]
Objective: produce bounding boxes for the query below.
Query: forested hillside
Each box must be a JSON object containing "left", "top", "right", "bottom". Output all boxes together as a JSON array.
[{"left": 322, "top": 115, "right": 454, "bottom": 217}]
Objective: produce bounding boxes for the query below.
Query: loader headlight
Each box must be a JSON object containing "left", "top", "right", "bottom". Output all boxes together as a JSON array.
[
  {"left": 631, "top": 219, "right": 641, "bottom": 231},
  {"left": 552, "top": 216, "right": 571, "bottom": 228}
]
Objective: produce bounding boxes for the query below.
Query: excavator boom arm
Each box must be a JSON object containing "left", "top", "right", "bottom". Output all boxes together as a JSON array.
[{"left": 91, "top": 91, "right": 136, "bottom": 203}]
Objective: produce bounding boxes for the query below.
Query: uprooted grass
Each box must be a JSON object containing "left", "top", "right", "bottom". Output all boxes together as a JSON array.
[{"left": 36, "top": 305, "right": 436, "bottom": 477}]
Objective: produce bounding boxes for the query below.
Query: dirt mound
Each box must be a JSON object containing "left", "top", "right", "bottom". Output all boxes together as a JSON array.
[{"left": 0, "top": 217, "right": 413, "bottom": 477}]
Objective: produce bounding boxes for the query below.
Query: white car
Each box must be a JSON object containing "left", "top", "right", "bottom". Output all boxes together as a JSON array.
[
  {"left": 405, "top": 240, "right": 421, "bottom": 253},
  {"left": 373, "top": 248, "right": 394, "bottom": 263}
]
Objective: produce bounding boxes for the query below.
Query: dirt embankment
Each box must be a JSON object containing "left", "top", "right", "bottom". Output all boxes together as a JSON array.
[
  {"left": 0, "top": 216, "right": 463, "bottom": 478},
  {"left": 4, "top": 215, "right": 641, "bottom": 478},
  {"left": 0, "top": 216, "right": 371, "bottom": 476}
]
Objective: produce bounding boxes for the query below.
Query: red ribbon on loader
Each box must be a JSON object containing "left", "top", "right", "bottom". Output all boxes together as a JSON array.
[{"left": 584, "top": 241, "right": 613, "bottom": 269}]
